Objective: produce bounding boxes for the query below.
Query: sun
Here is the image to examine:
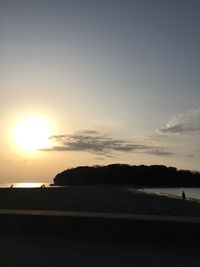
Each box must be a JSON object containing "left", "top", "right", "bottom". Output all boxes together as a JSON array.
[{"left": 14, "top": 117, "right": 53, "bottom": 152}]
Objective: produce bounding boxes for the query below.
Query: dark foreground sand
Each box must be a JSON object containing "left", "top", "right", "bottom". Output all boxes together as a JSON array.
[
  {"left": 0, "top": 185, "right": 200, "bottom": 217},
  {"left": 1, "top": 232, "right": 200, "bottom": 267},
  {"left": 1, "top": 186, "right": 200, "bottom": 267}
]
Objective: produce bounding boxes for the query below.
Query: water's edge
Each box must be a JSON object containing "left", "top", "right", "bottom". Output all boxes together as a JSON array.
[
  {"left": 1, "top": 183, "right": 200, "bottom": 203},
  {"left": 138, "top": 188, "right": 200, "bottom": 202}
]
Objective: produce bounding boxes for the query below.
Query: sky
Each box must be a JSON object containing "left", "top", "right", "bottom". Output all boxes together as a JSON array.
[{"left": 0, "top": 0, "right": 200, "bottom": 183}]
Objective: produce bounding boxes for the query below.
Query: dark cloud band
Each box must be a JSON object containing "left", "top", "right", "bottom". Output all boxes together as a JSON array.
[{"left": 41, "top": 130, "right": 173, "bottom": 157}]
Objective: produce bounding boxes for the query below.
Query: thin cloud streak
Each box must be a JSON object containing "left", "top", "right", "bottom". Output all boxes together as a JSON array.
[
  {"left": 159, "top": 108, "right": 200, "bottom": 134},
  {"left": 41, "top": 130, "right": 174, "bottom": 157},
  {"left": 146, "top": 149, "right": 174, "bottom": 156}
]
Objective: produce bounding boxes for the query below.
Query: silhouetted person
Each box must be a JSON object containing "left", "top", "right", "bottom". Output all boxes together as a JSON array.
[
  {"left": 182, "top": 191, "right": 186, "bottom": 200},
  {"left": 10, "top": 184, "right": 13, "bottom": 188}
]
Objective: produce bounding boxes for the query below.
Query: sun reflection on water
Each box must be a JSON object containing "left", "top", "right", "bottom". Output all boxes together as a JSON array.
[
  {"left": 0, "top": 183, "right": 50, "bottom": 188},
  {"left": 16, "top": 183, "right": 47, "bottom": 188}
]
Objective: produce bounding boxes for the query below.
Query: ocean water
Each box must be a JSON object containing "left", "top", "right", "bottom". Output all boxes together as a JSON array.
[
  {"left": 140, "top": 188, "right": 200, "bottom": 202},
  {"left": 0, "top": 182, "right": 50, "bottom": 188}
]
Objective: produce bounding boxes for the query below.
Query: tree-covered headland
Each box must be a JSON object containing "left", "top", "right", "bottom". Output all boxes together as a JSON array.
[{"left": 53, "top": 164, "right": 200, "bottom": 187}]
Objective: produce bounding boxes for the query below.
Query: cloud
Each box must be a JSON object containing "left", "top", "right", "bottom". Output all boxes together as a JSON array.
[
  {"left": 146, "top": 149, "right": 174, "bottom": 156},
  {"left": 94, "top": 157, "right": 106, "bottom": 160},
  {"left": 41, "top": 130, "right": 173, "bottom": 157},
  {"left": 159, "top": 108, "right": 200, "bottom": 134},
  {"left": 46, "top": 131, "right": 148, "bottom": 154}
]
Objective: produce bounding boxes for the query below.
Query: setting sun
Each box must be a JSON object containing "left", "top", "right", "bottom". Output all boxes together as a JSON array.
[{"left": 14, "top": 117, "right": 53, "bottom": 152}]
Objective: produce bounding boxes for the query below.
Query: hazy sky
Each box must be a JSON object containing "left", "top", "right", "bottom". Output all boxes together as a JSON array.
[{"left": 1, "top": 0, "right": 200, "bottom": 183}]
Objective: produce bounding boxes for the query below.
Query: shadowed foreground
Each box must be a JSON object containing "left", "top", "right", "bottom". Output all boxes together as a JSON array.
[
  {"left": 1, "top": 186, "right": 200, "bottom": 266},
  {"left": 1, "top": 232, "right": 200, "bottom": 267}
]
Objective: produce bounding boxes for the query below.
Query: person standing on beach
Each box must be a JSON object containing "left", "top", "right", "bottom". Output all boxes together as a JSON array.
[{"left": 182, "top": 191, "right": 186, "bottom": 200}]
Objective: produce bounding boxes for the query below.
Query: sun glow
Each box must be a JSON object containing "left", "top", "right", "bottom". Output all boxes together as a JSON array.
[{"left": 14, "top": 117, "right": 53, "bottom": 152}]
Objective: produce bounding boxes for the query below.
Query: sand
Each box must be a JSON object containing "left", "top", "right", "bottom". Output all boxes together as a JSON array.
[
  {"left": 0, "top": 185, "right": 200, "bottom": 217},
  {"left": 1, "top": 232, "right": 200, "bottom": 267},
  {"left": 1, "top": 186, "right": 200, "bottom": 266}
]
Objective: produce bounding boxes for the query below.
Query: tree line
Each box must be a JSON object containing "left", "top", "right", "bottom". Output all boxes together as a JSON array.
[{"left": 53, "top": 164, "right": 200, "bottom": 187}]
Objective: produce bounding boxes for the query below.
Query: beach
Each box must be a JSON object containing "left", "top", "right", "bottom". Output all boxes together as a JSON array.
[
  {"left": 1, "top": 186, "right": 200, "bottom": 266},
  {"left": 0, "top": 185, "right": 200, "bottom": 217}
]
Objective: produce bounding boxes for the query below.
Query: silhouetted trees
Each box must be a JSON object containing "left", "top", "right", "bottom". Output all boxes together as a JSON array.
[{"left": 53, "top": 164, "right": 200, "bottom": 187}]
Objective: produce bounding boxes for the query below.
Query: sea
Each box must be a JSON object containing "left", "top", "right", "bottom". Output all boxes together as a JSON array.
[{"left": 0, "top": 182, "right": 51, "bottom": 188}]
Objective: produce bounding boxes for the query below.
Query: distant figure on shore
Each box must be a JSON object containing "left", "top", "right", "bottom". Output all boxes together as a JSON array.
[
  {"left": 182, "top": 191, "right": 186, "bottom": 200},
  {"left": 41, "top": 184, "right": 46, "bottom": 188},
  {"left": 10, "top": 184, "right": 13, "bottom": 188}
]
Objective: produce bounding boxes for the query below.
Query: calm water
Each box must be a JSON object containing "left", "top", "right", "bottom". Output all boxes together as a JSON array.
[
  {"left": 140, "top": 188, "right": 200, "bottom": 202},
  {"left": 0, "top": 182, "right": 50, "bottom": 188}
]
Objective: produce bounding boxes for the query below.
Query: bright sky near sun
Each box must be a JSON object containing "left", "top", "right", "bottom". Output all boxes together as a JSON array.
[{"left": 0, "top": 0, "right": 200, "bottom": 183}]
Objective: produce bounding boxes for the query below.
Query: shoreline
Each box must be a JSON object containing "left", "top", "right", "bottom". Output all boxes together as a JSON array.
[
  {"left": 0, "top": 185, "right": 200, "bottom": 217},
  {"left": 2, "top": 183, "right": 200, "bottom": 202},
  {"left": 133, "top": 188, "right": 200, "bottom": 204}
]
